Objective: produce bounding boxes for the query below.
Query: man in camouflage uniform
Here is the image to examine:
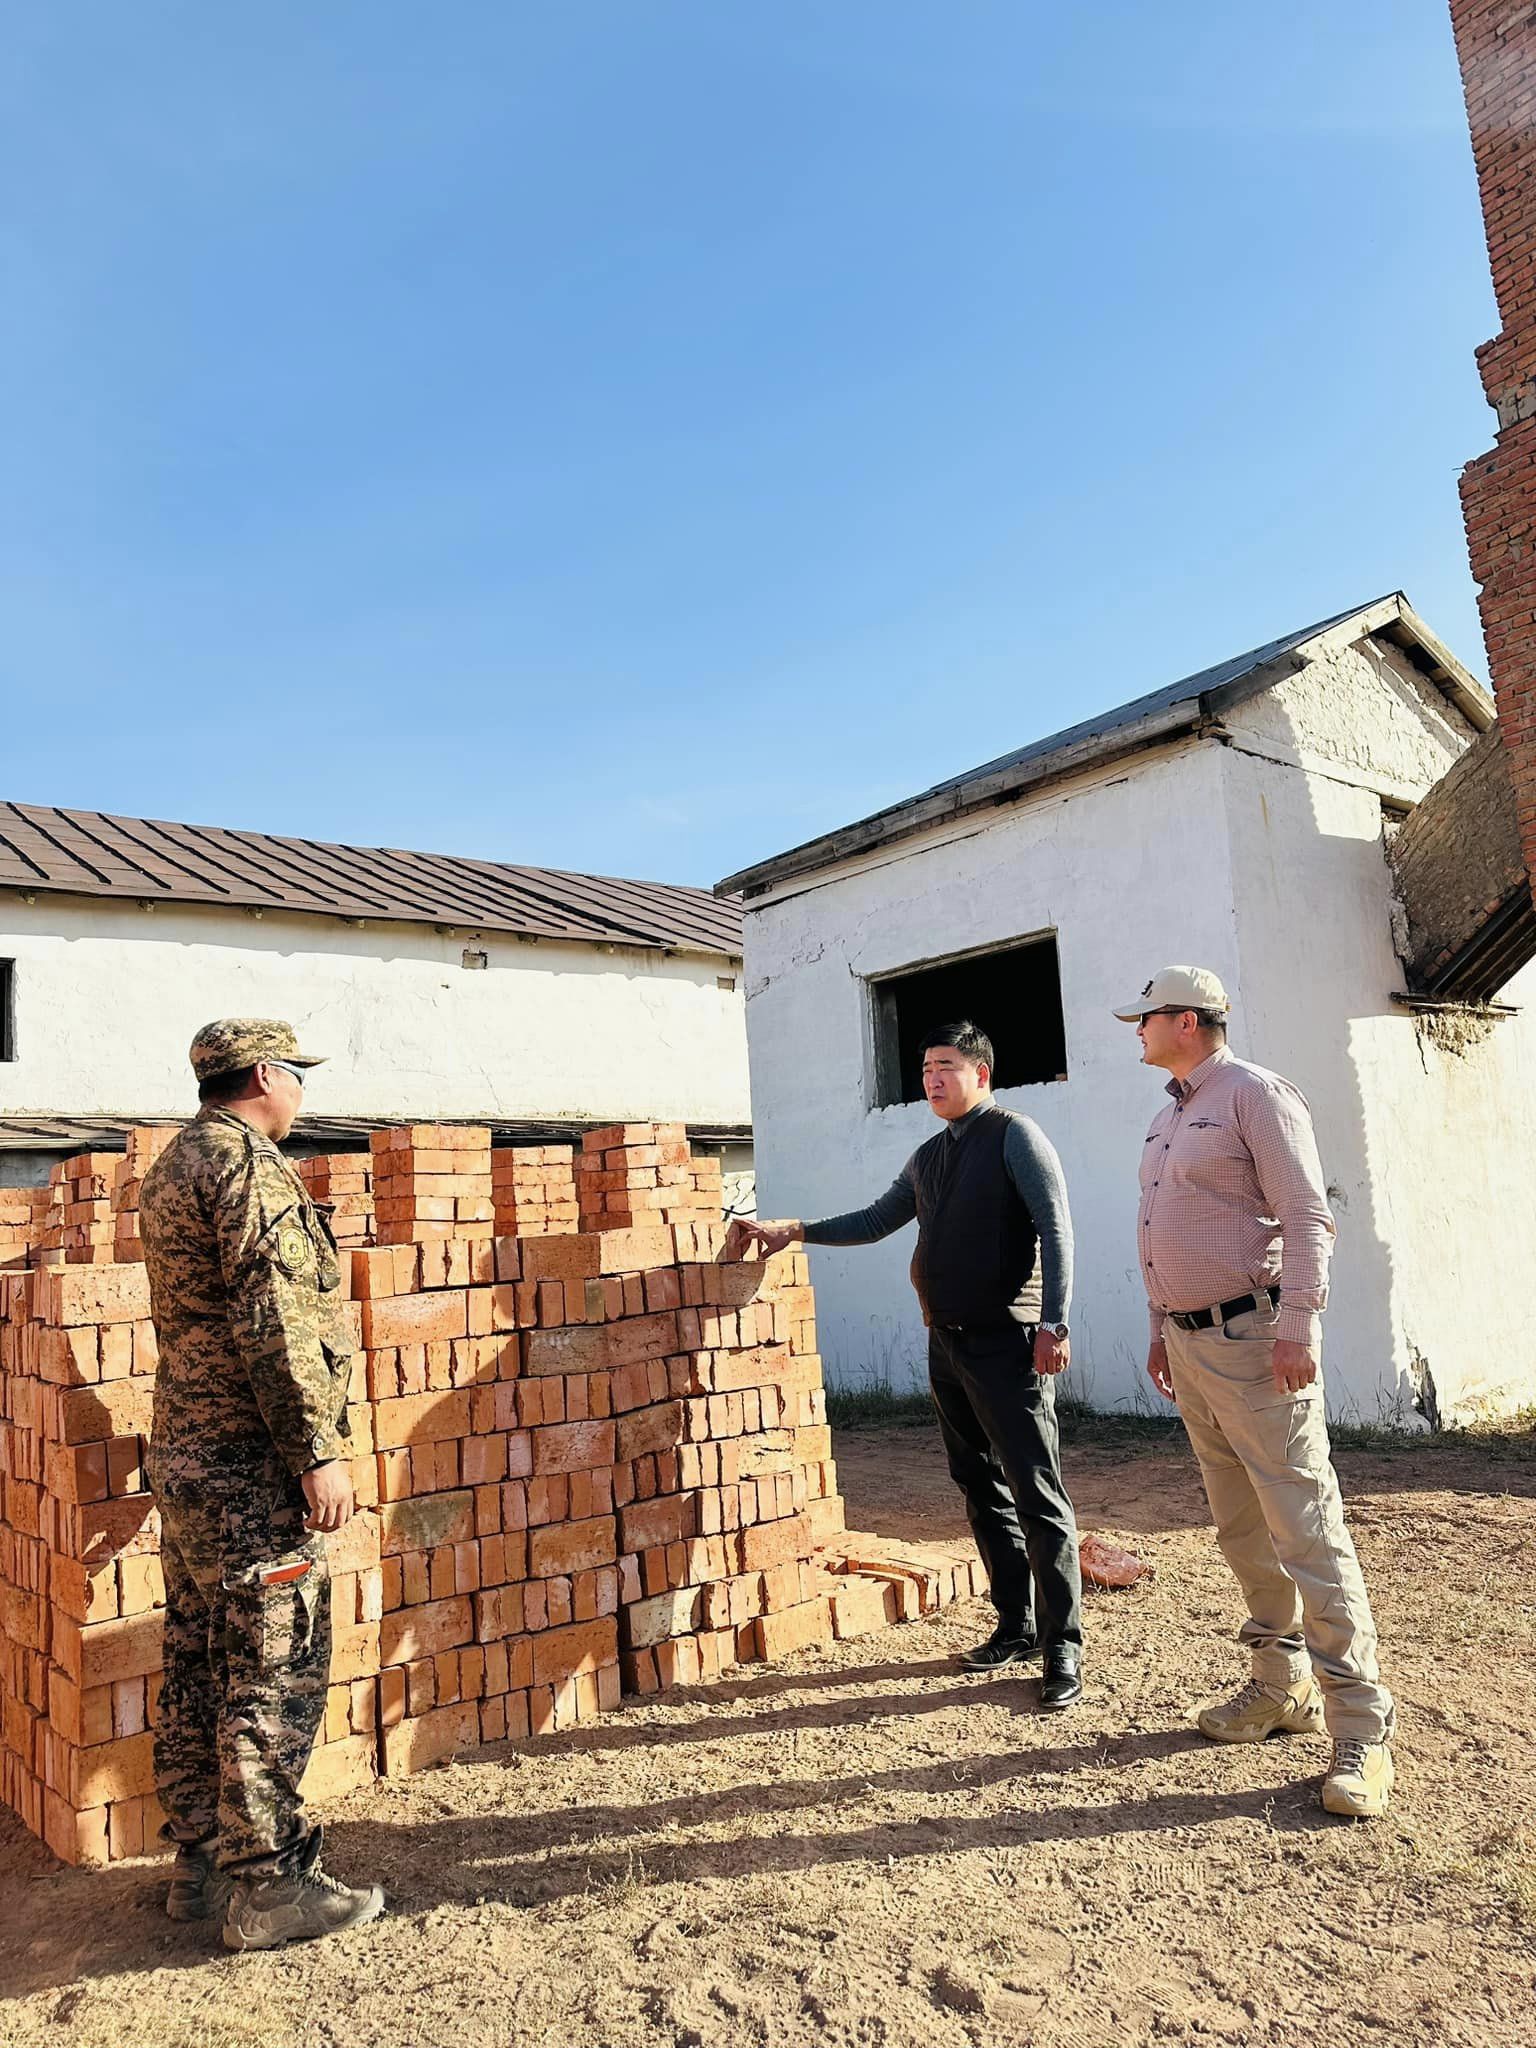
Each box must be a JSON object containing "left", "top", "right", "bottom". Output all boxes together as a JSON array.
[{"left": 140, "top": 1018, "right": 383, "bottom": 1950}]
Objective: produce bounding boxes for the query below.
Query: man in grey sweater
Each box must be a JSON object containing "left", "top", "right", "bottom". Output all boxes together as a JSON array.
[{"left": 731, "top": 1020, "right": 1083, "bottom": 1708}]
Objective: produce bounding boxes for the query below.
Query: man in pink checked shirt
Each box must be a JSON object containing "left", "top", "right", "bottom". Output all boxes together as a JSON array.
[{"left": 1116, "top": 966, "right": 1395, "bottom": 1819}]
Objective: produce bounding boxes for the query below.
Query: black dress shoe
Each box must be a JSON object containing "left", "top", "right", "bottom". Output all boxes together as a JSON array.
[
  {"left": 1038, "top": 1647, "right": 1082, "bottom": 1709},
  {"left": 961, "top": 1624, "right": 1040, "bottom": 1672}
]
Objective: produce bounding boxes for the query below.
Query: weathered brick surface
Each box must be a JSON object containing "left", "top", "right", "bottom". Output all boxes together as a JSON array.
[
  {"left": 1452, "top": 0, "right": 1536, "bottom": 898},
  {"left": 1388, "top": 722, "right": 1532, "bottom": 988}
]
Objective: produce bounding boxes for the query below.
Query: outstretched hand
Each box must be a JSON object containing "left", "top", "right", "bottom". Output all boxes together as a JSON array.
[{"left": 725, "top": 1217, "right": 802, "bottom": 1261}]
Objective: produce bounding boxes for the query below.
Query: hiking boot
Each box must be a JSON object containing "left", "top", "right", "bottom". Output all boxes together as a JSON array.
[
  {"left": 1322, "top": 1737, "right": 1394, "bottom": 1818},
  {"left": 165, "top": 1837, "right": 231, "bottom": 1922},
  {"left": 961, "top": 1624, "right": 1040, "bottom": 1672},
  {"left": 223, "top": 1833, "right": 384, "bottom": 1952},
  {"left": 1196, "top": 1677, "right": 1326, "bottom": 1744}
]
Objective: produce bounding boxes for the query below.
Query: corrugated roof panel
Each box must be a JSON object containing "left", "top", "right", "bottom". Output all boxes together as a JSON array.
[{"left": 0, "top": 801, "right": 742, "bottom": 955}]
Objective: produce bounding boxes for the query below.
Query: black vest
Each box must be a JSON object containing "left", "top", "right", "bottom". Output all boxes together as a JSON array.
[{"left": 908, "top": 1104, "right": 1043, "bottom": 1330}]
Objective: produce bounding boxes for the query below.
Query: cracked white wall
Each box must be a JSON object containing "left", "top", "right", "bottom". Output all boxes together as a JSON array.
[{"left": 0, "top": 897, "right": 749, "bottom": 1129}]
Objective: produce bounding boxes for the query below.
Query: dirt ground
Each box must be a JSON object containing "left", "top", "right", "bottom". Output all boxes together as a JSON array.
[{"left": 2, "top": 1413, "right": 1534, "bottom": 2048}]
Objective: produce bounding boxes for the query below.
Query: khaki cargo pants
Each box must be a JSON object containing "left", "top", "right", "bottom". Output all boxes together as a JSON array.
[{"left": 1163, "top": 1307, "right": 1393, "bottom": 1744}]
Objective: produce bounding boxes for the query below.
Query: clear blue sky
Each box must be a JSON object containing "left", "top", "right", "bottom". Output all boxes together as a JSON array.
[{"left": 3, "top": 2, "right": 1495, "bottom": 888}]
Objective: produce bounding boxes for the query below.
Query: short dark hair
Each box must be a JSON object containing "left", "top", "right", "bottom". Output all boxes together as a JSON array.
[
  {"left": 1194, "top": 1009, "right": 1228, "bottom": 1040},
  {"left": 918, "top": 1020, "right": 994, "bottom": 1071},
  {"left": 198, "top": 1064, "right": 256, "bottom": 1105}
]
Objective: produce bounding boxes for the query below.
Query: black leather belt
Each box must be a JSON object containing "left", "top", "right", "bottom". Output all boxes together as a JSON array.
[{"left": 1167, "top": 1286, "right": 1279, "bottom": 1333}]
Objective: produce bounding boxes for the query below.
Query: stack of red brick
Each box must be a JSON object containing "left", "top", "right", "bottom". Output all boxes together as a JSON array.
[
  {"left": 0, "top": 1188, "right": 51, "bottom": 1272},
  {"left": 0, "top": 1262, "right": 164, "bottom": 1863},
  {"left": 297, "top": 1152, "right": 376, "bottom": 1251},
  {"left": 111, "top": 1128, "right": 177, "bottom": 1265},
  {"left": 0, "top": 1119, "right": 982, "bottom": 1867},
  {"left": 371, "top": 1126, "right": 495, "bottom": 1245},
  {"left": 575, "top": 1124, "right": 724, "bottom": 1231},
  {"left": 491, "top": 1145, "right": 578, "bottom": 1237},
  {"left": 34, "top": 1155, "right": 119, "bottom": 1268},
  {"left": 0, "top": 1259, "right": 384, "bottom": 1865}
]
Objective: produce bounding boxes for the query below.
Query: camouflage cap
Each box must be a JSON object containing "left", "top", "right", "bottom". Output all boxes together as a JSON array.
[{"left": 188, "top": 1018, "right": 327, "bottom": 1082}]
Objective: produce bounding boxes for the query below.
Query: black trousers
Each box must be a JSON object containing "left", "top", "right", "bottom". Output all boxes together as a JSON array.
[{"left": 928, "top": 1323, "right": 1082, "bottom": 1650}]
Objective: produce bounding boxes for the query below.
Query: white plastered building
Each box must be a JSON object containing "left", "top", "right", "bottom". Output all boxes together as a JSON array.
[
  {"left": 0, "top": 807, "right": 751, "bottom": 1187},
  {"left": 717, "top": 594, "right": 1536, "bottom": 1427}
]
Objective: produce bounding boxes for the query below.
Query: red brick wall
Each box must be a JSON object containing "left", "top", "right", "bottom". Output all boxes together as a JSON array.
[{"left": 1451, "top": 0, "right": 1536, "bottom": 898}]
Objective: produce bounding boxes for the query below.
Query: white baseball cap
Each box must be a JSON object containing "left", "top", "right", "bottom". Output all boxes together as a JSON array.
[{"left": 1111, "top": 966, "right": 1231, "bottom": 1023}]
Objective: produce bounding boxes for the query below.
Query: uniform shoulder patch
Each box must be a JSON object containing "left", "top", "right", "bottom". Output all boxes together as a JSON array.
[{"left": 276, "top": 1221, "right": 313, "bottom": 1271}]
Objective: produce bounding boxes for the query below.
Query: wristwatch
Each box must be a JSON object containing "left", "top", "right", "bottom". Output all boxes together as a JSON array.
[{"left": 1040, "top": 1322, "right": 1069, "bottom": 1340}]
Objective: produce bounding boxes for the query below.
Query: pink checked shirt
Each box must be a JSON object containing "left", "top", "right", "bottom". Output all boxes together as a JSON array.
[{"left": 1138, "top": 1047, "right": 1336, "bottom": 1349}]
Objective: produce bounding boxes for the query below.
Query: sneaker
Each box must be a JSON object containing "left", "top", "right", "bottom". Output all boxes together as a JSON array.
[
  {"left": 961, "top": 1625, "right": 1040, "bottom": 1672},
  {"left": 165, "top": 1838, "right": 231, "bottom": 1922},
  {"left": 1196, "top": 1677, "right": 1326, "bottom": 1744},
  {"left": 1322, "top": 1737, "right": 1394, "bottom": 1818},
  {"left": 223, "top": 1834, "right": 384, "bottom": 1952}
]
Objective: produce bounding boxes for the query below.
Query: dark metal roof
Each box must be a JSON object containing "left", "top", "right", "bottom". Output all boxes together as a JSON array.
[
  {"left": 0, "top": 1114, "right": 753, "bottom": 1156},
  {"left": 715, "top": 593, "right": 1493, "bottom": 899},
  {"left": 0, "top": 802, "right": 742, "bottom": 957}
]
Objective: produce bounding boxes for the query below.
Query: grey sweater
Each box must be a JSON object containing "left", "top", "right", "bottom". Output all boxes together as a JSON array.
[{"left": 801, "top": 1099, "right": 1073, "bottom": 1325}]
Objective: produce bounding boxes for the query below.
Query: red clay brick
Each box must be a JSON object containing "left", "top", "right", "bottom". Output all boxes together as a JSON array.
[
  {"left": 360, "top": 1291, "right": 469, "bottom": 1350},
  {"left": 530, "top": 1419, "right": 616, "bottom": 1475},
  {"left": 380, "top": 1595, "right": 473, "bottom": 1667},
  {"left": 531, "top": 1616, "right": 618, "bottom": 1688},
  {"left": 528, "top": 1516, "right": 617, "bottom": 1578}
]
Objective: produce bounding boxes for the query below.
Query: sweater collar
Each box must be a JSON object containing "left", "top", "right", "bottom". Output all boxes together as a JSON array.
[{"left": 944, "top": 1096, "right": 995, "bottom": 1141}]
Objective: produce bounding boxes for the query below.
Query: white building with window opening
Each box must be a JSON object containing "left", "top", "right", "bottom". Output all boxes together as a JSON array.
[{"left": 717, "top": 594, "right": 1536, "bottom": 1427}]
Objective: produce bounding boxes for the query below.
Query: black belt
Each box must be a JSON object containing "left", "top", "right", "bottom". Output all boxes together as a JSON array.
[{"left": 1167, "top": 1286, "right": 1279, "bottom": 1333}]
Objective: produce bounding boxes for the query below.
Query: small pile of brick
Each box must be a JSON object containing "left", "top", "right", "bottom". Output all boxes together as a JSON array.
[
  {"left": 0, "top": 1188, "right": 50, "bottom": 1272},
  {"left": 111, "top": 1128, "right": 177, "bottom": 1265},
  {"left": 370, "top": 1126, "right": 494, "bottom": 1246},
  {"left": 0, "top": 1263, "right": 163, "bottom": 1863},
  {"left": 356, "top": 1234, "right": 625, "bottom": 1769},
  {"left": 609, "top": 1242, "right": 842, "bottom": 1691},
  {"left": 0, "top": 1260, "right": 386, "bottom": 1864},
  {"left": 37, "top": 1155, "right": 120, "bottom": 1268},
  {"left": 297, "top": 1153, "right": 376, "bottom": 1250},
  {"left": 575, "top": 1124, "right": 725, "bottom": 1232},
  {"left": 491, "top": 1146, "right": 578, "bottom": 1237}
]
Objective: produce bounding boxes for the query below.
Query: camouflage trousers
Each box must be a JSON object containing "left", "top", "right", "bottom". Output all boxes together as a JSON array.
[{"left": 152, "top": 1463, "right": 330, "bottom": 1872}]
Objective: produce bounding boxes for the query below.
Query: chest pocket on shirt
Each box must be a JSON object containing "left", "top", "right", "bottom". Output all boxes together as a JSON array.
[{"left": 1168, "top": 1117, "right": 1248, "bottom": 1189}]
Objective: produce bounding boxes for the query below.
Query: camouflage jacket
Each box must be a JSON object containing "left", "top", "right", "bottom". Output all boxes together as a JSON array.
[{"left": 141, "top": 1108, "right": 353, "bottom": 1484}]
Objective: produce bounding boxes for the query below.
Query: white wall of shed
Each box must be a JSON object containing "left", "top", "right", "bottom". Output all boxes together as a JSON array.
[
  {"left": 0, "top": 897, "right": 750, "bottom": 1128},
  {"left": 743, "top": 741, "right": 1241, "bottom": 1413}
]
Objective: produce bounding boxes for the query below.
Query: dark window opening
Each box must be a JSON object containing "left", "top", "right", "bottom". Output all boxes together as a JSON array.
[
  {"left": 870, "top": 934, "right": 1067, "bottom": 1108},
  {"left": 0, "top": 961, "right": 13, "bottom": 1061}
]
